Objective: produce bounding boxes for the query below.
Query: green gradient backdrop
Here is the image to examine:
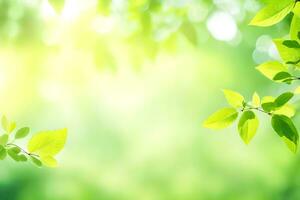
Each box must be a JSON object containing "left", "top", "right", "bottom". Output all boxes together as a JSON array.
[{"left": 0, "top": 0, "right": 299, "bottom": 199}]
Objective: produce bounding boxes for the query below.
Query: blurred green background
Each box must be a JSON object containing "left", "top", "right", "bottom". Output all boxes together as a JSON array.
[{"left": 0, "top": 0, "right": 299, "bottom": 199}]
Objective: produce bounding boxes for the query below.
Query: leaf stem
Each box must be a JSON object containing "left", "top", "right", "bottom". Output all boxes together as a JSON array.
[
  {"left": 242, "top": 104, "right": 272, "bottom": 115},
  {"left": 5, "top": 143, "right": 39, "bottom": 158}
]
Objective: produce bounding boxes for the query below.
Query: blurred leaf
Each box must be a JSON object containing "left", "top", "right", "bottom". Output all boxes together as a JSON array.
[
  {"left": 222, "top": 89, "right": 244, "bottom": 108},
  {"left": 271, "top": 115, "right": 299, "bottom": 153},
  {"left": 238, "top": 111, "right": 259, "bottom": 144},
  {"left": 293, "top": 2, "right": 300, "bottom": 18},
  {"left": 18, "top": 154, "right": 27, "bottom": 162},
  {"left": 48, "top": 0, "right": 65, "bottom": 13},
  {"left": 181, "top": 21, "right": 198, "bottom": 45},
  {"left": 0, "top": 145, "right": 7, "bottom": 160},
  {"left": 97, "top": 0, "right": 111, "bottom": 15},
  {"left": 28, "top": 128, "right": 67, "bottom": 156},
  {"left": 203, "top": 107, "right": 238, "bottom": 130},
  {"left": 1, "top": 116, "right": 16, "bottom": 134},
  {"left": 295, "top": 86, "right": 300, "bottom": 94},
  {"left": 0, "top": 134, "right": 8, "bottom": 145},
  {"left": 15, "top": 127, "right": 30, "bottom": 139},
  {"left": 30, "top": 156, "right": 42, "bottom": 167},
  {"left": 7, "top": 148, "right": 20, "bottom": 162},
  {"left": 249, "top": 0, "right": 294, "bottom": 27}
]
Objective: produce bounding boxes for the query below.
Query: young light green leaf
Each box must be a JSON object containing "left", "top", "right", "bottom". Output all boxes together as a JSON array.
[
  {"left": 0, "top": 134, "right": 8, "bottom": 145},
  {"left": 15, "top": 127, "right": 30, "bottom": 139},
  {"left": 0, "top": 145, "right": 7, "bottom": 160},
  {"left": 27, "top": 128, "right": 67, "bottom": 156},
  {"left": 249, "top": 0, "right": 294, "bottom": 27},
  {"left": 290, "top": 15, "right": 300, "bottom": 42},
  {"left": 293, "top": 2, "right": 300, "bottom": 18},
  {"left": 271, "top": 115, "right": 299, "bottom": 153},
  {"left": 30, "top": 156, "right": 42, "bottom": 167},
  {"left": 203, "top": 108, "right": 238, "bottom": 130},
  {"left": 274, "top": 104, "right": 295, "bottom": 117},
  {"left": 238, "top": 111, "right": 259, "bottom": 144},
  {"left": 256, "top": 61, "right": 287, "bottom": 80},
  {"left": 222, "top": 89, "right": 244, "bottom": 108},
  {"left": 252, "top": 92, "right": 260, "bottom": 107},
  {"left": 1, "top": 116, "right": 16, "bottom": 134},
  {"left": 274, "top": 39, "right": 300, "bottom": 67},
  {"left": 40, "top": 155, "right": 58, "bottom": 168}
]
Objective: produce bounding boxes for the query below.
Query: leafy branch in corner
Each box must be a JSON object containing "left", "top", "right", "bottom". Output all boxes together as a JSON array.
[
  {"left": 203, "top": 0, "right": 300, "bottom": 153},
  {"left": 0, "top": 115, "right": 67, "bottom": 167}
]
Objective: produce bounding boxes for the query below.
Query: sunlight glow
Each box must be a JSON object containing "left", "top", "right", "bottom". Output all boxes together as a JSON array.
[{"left": 206, "top": 11, "right": 237, "bottom": 41}]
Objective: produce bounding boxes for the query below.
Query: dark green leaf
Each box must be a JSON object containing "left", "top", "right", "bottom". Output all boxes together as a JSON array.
[
  {"left": 273, "top": 71, "right": 292, "bottom": 80},
  {"left": 271, "top": 115, "right": 299, "bottom": 153},
  {"left": 283, "top": 40, "right": 300, "bottom": 48},
  {"left": 262, "top": 102, "right": 276, "bottom": 112},
  {"left": 274, "top": 92, "right": 294, "bottom": 107}
]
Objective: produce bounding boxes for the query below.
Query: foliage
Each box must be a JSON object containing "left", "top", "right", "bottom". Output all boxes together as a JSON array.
[
  {"left": 0, "top": 115, "right": 67, "bottom": 167},
  {"left": 204, "top": 0, "right": 300, "bottom": 153}
]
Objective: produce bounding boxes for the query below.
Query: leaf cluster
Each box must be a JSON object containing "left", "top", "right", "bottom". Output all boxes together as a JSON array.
[
  {"left": 0, "top": 115, "right": 67, "bottom": 167},
  {"left": 204, "top": 0, "right": 300, "bottom": 153}
]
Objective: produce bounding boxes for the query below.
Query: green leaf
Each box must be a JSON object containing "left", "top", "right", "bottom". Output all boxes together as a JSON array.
[
  {"left": 7, "top": 148, "right": 20, "bottom": 162},
  {"left": 15, "top": 127, "right": 30, "bottom": 139},
  {"left": 0, "top": 134, "right": 8, "bottom": 145},
  {"left": 18, "top": 154, "right": 27, "bottom": 162},
  {"left": 252, "top": 92, "right": 261, "bottom": 107},
  {"left": 282, "top": 40, "right": 300, "bottom": 48},
  {"left": 271, "top": 115, "right": 299, "bottom": 153},
  {"left": 30, "top": 156, "right": 42, "bottom": 167},
  {"left": 48, "top": 0, "right": 65, "bottom": 13},
  {"left": 262, "top": 102, "right": 276, "bottom": 112},
  {"left": 238, "top": 111, "right": 259, "bottom": 144},
  {"left": 0, "top": 145, "right": 7, "bottom": 160},
  {"left": 273, "top": 71, "right": 292, "bottom": 81},
  {"left": 249, "top": 0, "right": 294, "bottom": 27},
  {"left": 28, "top": 128, "right": 67, "bottom": 156},
  {"left": 1, "top": 116, "right": 16, "bottom": 134},
  {"left": 274, "top": 104, "right": 296, "bottom": 117},
  {"left": 290, "top": 15, "right": 300, "bottom": 42},
  {"left": 256, "top": 61, "right": 287, "bottom": 80},
  {"left": 293, "top": 2, "right": 300, "bottom": 18},
  {"left": 274, "top": 39, "right": 300, "bottom": 67},
  {"left": 40, "top": 155, "right": 58, "bottom": 168},
  {"left": 203, "top": 108, "right": 238, "bottom": 130},
  {"left": 222, "top": 89, "right": 244, "bottom": 108},
  {"left": 181, "top": 21, "right": 198, "bottom": 45},
  {"left": 274, "top": 92, "right": 294, "bottom": 107}
]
